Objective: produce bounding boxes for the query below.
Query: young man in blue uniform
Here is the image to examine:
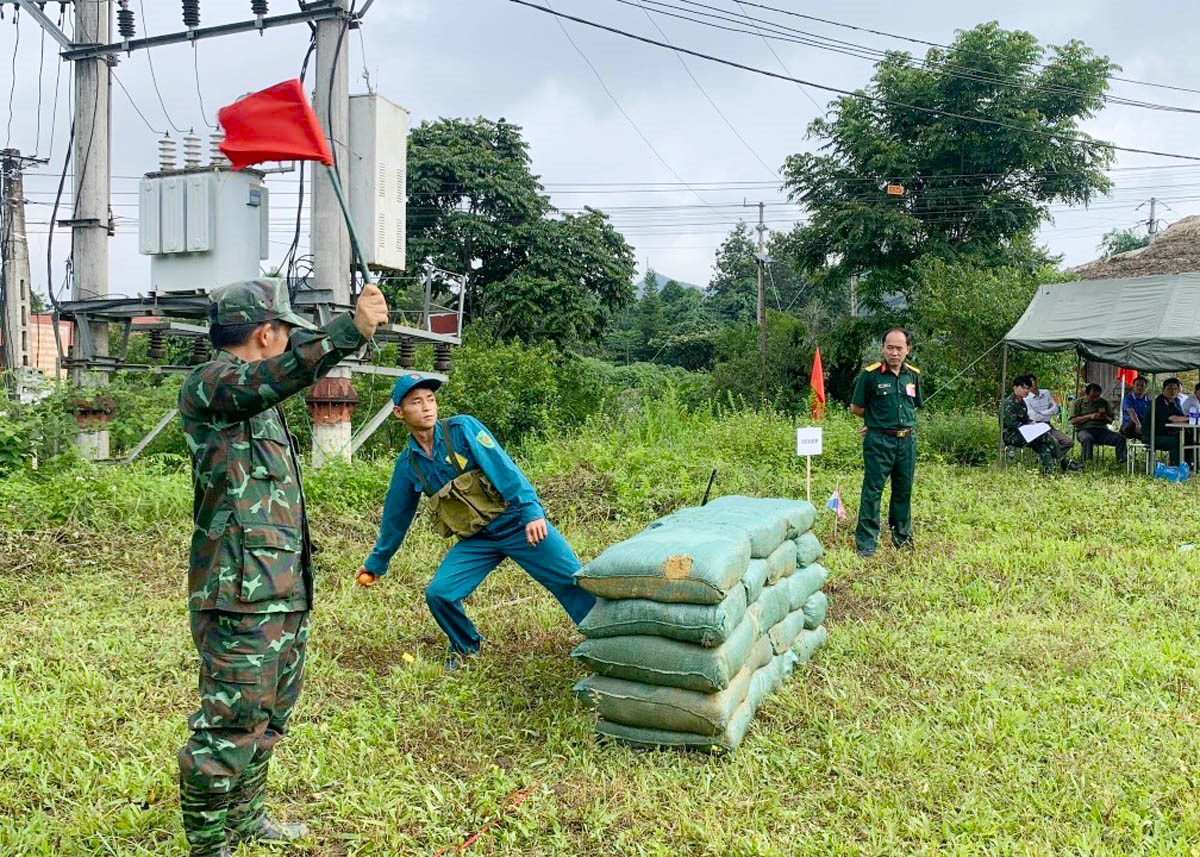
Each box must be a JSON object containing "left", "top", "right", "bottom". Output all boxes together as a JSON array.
[{"left": 355, "top": 373, "right": 595, "bottom": 666}]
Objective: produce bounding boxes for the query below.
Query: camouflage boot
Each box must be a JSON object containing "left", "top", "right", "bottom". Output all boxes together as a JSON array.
[
  {"left": 179, "top": 782, "right": 232, "bottom": 857},
  {"left": 225, "top": 751, "right": 309, "bottom": 845}
]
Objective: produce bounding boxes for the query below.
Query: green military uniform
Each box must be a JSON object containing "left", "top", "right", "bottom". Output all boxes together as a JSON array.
[
  {"left": 177, "top": 279, "right": 364, "bottom": 856},
  {"left": 852, "top": 360, "right": 922, "bottom": 554},
  {"left": 1002, "top": 394, "right": 1062, "bottom": 473}
]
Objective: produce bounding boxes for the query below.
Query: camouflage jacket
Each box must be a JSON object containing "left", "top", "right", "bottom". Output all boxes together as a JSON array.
[
  {"left": 1002, "top": 395, "right": 1032, "bottom": 446},
  {"left": 179, "top": 313, "right": 364, "bottom": 613}
]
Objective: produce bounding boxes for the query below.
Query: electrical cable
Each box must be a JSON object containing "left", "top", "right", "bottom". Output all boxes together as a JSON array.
[
  {"left": 137, "top": 0, "right": 184, "bottom": 133},
  {"left": 5, "top": 12, "right": 19, "bottom": 149},
  {"left": 33, "top": 24, "right": 45, "bottom": 155},
  {"left": 730, "top": 0, "right": 822, "bottom": 114},
  {"left": 192, "top": 41, "right": 218, "bottom": 130},
  {"left": 509, "top": 2, "right": 1200, "bottom": 164}
]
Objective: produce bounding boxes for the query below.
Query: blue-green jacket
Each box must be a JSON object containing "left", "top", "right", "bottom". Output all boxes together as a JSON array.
[{"left": 363, "top": 415, "right": 545, "bottom": 575}]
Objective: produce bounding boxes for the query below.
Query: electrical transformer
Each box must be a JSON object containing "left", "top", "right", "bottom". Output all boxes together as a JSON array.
[
  {"left": 139, "top": 167, "right": 269, "bottom": 293},
  {"left": 348, "top": 92, "right": 408, "bottom": 271}
]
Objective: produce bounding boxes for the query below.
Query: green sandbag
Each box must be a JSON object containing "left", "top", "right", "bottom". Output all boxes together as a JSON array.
[
  {"left": 768, "top": 608, "right": 807, "bottom": 656},
  {"left": 594, "top": 649, "right": 797, "bottom": 752},
  {"left": 763, "top": 539, "right": 798, "bottom": 585},
  {"left": 577, "top": 583, "right": 748, "bottom": 647},
  {"left": 703, "top": 495, "right": 817, "bottom": 540},
  {"left": 572, "top": 604, "right": 765, "bottom": 692},
  {"left": 793, "top": 625, "right": 828, "bottom": 663},
  {"left": 742, "top": 558, "right": 768, "bottom": 604},
  {"left": 802, "top": 591, "right": 828, "bottom": 630},
  {"left": 575, "top": 525, "right": 751, "bottom": 604},
  {"left": 795, "top": 532, "right": 825, "bottom": 566},
  {"left": 574, "top": 635, "right": 773, "bottom": 736},
  {"left": 756, "top": 579, "right": 792, "bottom": 632},
  {"left": 788, "top": 563, "right": 828, "bottom": 611}
]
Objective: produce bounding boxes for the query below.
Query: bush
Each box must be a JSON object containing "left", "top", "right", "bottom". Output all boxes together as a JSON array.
[{"left": 919, "top": 409, "right": 999, "bottom": 466}]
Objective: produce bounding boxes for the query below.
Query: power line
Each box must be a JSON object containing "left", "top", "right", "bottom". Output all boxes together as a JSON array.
[
  {"left": 730, "top": 0, "right": 822, "bottom": 114},
  {"left": 509, "top": 1, "right": 1200, "bottom": 164},
  {"left": 631, "top": 0, "right": 778, "bottom": 179},
  {"left": 137, "top": 0, "right": 184, "bottom": 134},
  {"left": 5, "top": 12, "right": 19, "bottom": 148},
  {"left": 192, "top": 41, "right": 217, "bottom": 130}
]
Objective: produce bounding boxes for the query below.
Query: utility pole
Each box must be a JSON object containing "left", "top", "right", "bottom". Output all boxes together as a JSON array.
[
  {"left": 1, "top": 149, "right": 40, "bottom": 398},
  {"left": 754, "top": 201, "right": 767, "bottom": 403},
  {"left": 306, "top": 0, "right": 357, "bottom": 466},
  {"left": 1148, "top": 197, "right": 1159, "bottom": 243}
]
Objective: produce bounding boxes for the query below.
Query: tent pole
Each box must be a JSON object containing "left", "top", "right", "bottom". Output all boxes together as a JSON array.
[
  {"left": 1149, "top": 374, "right": 1157, "bottom": 476},
  {"left": 999, "top": 344, "right": 1008, "bottom": 466}
]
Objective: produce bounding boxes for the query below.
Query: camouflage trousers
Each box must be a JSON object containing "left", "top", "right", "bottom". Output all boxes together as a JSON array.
[{"left": 178, "top": 610, "right": 308, "bottom": 854}]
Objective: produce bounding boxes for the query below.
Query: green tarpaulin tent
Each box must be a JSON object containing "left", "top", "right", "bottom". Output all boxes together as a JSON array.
[{"left": 1004, "top": 273, "right": 1200, "bottom": 372}]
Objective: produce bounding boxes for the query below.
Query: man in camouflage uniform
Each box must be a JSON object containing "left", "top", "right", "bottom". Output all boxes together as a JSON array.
[
  {"left": 1002, "top": 374, "right": 1080, "bottom": 476},
  {"left": 177, "top": 278, "right": 388, "bottom": 857}
]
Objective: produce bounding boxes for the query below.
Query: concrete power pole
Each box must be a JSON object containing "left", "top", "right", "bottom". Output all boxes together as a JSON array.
[
  {"left": 307, "top": 0, "right": 357, "bottom": 467},
  {"left": 71, "top": 0, "right": 113, "bottom": 459},
  {"left": 1, "top": 150, "right": 35, "bottom": 397},
  {"left": 755, "top": 201, "right": 767, "bottom": 403},
  {"left": 1148, "top": 197, "right": 1159, "bottom": 243}
]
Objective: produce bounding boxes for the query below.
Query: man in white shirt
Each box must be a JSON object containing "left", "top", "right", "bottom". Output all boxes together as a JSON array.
[
  {"left": 1024, "top": 374, "right": 1074, "bottom": 456},
  {"left": 1177, "top": 382, "right": 1200, "bottom": 420}
]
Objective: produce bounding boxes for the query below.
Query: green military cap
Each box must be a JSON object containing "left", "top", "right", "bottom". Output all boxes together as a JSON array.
[{"left": 208, "top": 278, "right": 317, "bottom": 330}]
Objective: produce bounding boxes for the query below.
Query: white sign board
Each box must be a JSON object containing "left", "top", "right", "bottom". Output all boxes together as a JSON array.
[{"left": 796, "top": 427, "right": 823, "bottom": 457}]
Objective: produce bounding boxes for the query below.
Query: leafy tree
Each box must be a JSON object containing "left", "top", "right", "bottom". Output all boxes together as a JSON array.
[
  {"left": 1099, "top": 227, "right": 1150, "bottom": 258},
  {"left": 706, "top": 222, "right": 760, "bottom": 324},
  {"left": 710, "top": 311, "right": 814, "bottom": 411},
  {"left": 405, "top": 118, "right": 634, "bottom": 347},
  {"left": 781, "top": 22, "right": 1115, "bottom": 315},
  {"left": 635, "top": 269, "right": 664, "bottom": 361}
]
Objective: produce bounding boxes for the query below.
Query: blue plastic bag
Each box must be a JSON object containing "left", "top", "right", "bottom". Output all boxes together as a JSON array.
[{"left": 1154, "top": 461, "right": 1191, "bottom": 483}]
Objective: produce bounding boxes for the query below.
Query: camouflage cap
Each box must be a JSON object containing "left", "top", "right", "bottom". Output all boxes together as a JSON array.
[{"left": 209, "top": 278, "right": 317, "bottom": 330}]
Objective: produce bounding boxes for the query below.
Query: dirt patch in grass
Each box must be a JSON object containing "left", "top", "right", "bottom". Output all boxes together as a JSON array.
[
  {"left": 537, "top": 462, "right": 620, "bottom": 524},
  {"left": 823, "top": 575, "right": 889, "bottom": 623}
]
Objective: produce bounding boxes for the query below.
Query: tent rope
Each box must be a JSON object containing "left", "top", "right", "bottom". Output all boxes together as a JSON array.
[{"left": 924, "top": 337, "right": 1006, "bottom": 404}]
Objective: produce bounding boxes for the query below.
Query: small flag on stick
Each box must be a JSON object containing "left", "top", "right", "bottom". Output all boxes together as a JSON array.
[
  {"left": 1116, "top": 367, "right": 1139, "bottom": 386},
  {"left": 825, "top": 486, "right": 846, "bottom": 520},
  {"left": 810, "top": 347, "right": 827, "bottom": 420}
]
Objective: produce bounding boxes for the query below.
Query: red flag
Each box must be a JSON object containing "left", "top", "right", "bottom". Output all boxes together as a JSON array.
[
  {"left": 810, "top": 347, "right": 827, "bottom": 420},
  {"left": 217, "top": 79, "right": 333, "bottom": 170},
  {"left": 1116, "top": 367, "right": 1139, "bottom": 386}
]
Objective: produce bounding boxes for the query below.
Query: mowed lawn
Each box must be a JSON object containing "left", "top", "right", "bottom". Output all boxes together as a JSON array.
[{"left": 4, "top": 434, "right": 1200, "bottom": 855}]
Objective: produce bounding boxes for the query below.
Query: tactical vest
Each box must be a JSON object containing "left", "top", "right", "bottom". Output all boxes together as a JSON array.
[{"left": 410, "top": 419, "right": 508, "bottom": 539}]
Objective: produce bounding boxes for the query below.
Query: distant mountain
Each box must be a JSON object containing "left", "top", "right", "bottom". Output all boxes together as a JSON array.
[{"left": 636, "top": 271, "right": 704, "bottom": 297}]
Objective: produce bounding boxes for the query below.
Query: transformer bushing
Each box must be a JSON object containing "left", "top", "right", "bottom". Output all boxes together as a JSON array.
[
  {"left": 433, "top": 343, "right": 452, "bottom": 373},
  {"left": 397, "top": 336, "right": 415, "bottom": 368},
  {"left": 305, "top": 377, "right": 358, "bottom": 425},
  {"left": 71, "top": 396, "right": 116, "bottom": 430}
]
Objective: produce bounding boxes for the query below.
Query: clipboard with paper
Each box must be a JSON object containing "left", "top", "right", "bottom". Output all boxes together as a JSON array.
[{"left": 1018, "top": 423, "right": 1051, "bottom": 443}]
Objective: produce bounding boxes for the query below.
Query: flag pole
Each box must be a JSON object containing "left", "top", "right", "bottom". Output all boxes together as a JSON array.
[{"left": 325, "top": 165, "right": 374, "bottom": 288}]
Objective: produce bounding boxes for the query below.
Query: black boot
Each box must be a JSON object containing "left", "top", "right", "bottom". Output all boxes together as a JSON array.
[
  {"left": 179, "top": 781, "right": 232, "bottom": 857},
  {"left": 226, "top": 750, "right": 309, "bottom": 844}
]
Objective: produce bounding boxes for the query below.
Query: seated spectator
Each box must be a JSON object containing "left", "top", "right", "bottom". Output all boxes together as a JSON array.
[
  {"left": 1143, "top": 377, "right": 1187, "bottom": 466},
  {"left": 1120, "top": 375, "right": 1151, "bottom": 440},
  {"left": 1003, "top": 375, "right": 1080, "bottom": 476},
  {"left": 1070, "top": 383, "right": 1127, "bottom": 464},
  {"left": 1024, "top": 374, "right": 1074, "bottom": 456},
  {"left": 1177, "top": 382, "right": 1200, "bottom": 421}
]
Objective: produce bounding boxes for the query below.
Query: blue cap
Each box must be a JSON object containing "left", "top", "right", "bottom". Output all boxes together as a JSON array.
[{"left": 391, "top": 372, "right": 443, "bottom": 405}]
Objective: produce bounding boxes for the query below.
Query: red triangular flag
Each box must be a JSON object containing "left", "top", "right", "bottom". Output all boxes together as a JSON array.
[
  {"left": 810, "top": 347, "right": 827, "bottom": 420},
  {"left": 1116, "top": 367, "right": 1139, "bottom": 386},
  {"left": 217, "top": 79, "right": 333, "bottom": 170}
]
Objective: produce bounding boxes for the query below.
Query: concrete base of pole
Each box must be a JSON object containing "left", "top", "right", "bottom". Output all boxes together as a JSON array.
[
  {"left": 311, "top": 422, "right": 352, "bottom": 468},
  {"left": 76, "top": 430, "right": 110, "bottom": 461}
]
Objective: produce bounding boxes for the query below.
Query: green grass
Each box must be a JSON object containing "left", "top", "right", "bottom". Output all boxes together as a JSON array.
[{"left": 3, "top": 405, "right": 1200, "bottom": 855}]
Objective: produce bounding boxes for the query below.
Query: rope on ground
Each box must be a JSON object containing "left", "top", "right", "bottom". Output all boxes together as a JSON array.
[
  {"left": 434, "top": 782, "right": 539, "bottom": 856},
  {"left": 923, "top": 338, "right": 1006, "bottom": 405}
]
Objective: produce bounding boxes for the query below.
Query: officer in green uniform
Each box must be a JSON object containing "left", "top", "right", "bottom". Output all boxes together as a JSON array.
[
  {"left": 176, "top": 278, "right": 388, "bottom": 857},
  {"left": 850, "top": 327, "right": 922, "bottom": 558}
]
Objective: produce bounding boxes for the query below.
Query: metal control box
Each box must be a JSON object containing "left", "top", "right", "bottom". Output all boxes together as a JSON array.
[
  {"left": 348, "top": 93, "right": 408, "bottom": 271},
  {"left": 139, "top": 167, "right": 269, "bottom": 292}
]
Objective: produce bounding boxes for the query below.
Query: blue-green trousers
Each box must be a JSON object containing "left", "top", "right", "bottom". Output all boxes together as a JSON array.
[
  {"left": 856, "top": 431, "right": 916, "bottom": 553},
  {"left": 425, "top": 518, "right": 596, "bottom": 654}
]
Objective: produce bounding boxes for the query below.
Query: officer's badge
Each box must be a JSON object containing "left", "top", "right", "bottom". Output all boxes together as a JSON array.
[{"left": 476, "top": 431, "right": 495, "bottom": 449}]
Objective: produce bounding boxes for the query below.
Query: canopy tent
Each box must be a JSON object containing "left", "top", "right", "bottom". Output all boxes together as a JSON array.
[{"left": 1004, "top": 272, "right": 1200, "bottom": 372}]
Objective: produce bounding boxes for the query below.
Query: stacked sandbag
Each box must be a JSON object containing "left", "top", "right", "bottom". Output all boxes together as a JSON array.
[{"left": 572, "top": 495, "right": 829, "bottom": 752}]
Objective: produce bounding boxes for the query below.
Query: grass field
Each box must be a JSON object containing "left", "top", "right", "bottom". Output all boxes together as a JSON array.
[{"left": 4, "top": 405, "right": 1200, "bottom": 855}]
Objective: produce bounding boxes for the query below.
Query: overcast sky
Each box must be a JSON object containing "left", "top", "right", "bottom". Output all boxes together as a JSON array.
[{"left": 4, "top": 0, "right": 1199, "bottom": 301}]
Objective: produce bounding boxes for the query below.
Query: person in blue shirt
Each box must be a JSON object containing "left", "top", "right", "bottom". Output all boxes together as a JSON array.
[
  {"left": 355, "top": 372, "right": 595, "bottom": 667},
  {"left": 1120, "top": 375, "right": 1152, "bottom": 440}
]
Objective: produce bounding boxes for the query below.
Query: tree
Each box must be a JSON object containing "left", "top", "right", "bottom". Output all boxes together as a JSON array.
[
  {"left": 1099, "top": 227, "right": 1150, "bottom": 258},
  {"left": 781, "top": 22, "right": 1115, "bottom": 314},
  {"left": 405, "top": 118, "right": 635, "bottom": 347},
  {"left": 706, "top": 222, "right": 759, "bottom": 324},
  {"left": 635, "top": 270, "right": 664, "bottom": 361}
]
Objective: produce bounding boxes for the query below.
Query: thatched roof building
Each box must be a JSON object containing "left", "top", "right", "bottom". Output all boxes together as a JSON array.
[{"left": 1071, "top": 215, "right": 1200, "bottom": 280}]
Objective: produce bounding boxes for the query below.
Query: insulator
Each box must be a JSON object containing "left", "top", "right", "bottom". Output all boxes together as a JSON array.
[
  {"left": 182, "top": 0, "right": 200, "bottom": 29},
  {"left": 209, "top": 131, "right": 229, "bottom": 167},
  {"left": 183, "top": 133, "right": 202, "bottom": 169},
  {"left": 251, "top": 0, "right": 268, "bottom": 15},
  {"left": 158, "top": 135, "right": 177, "bottom": 171},
  {"left": 191, "top": 337, "right": 210, "bottom": 365},
  {"left": 433, "top": 343, "right": 452, "bottom": 373},
  {"left": 117, "top": 2, "right": 136, "bottom": 40},
  {"left": 147, "top": 329, "right": 165, "bottom": 361},
  {"left": 397, "top": 336, "right": 415, "bottom": 368}
]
